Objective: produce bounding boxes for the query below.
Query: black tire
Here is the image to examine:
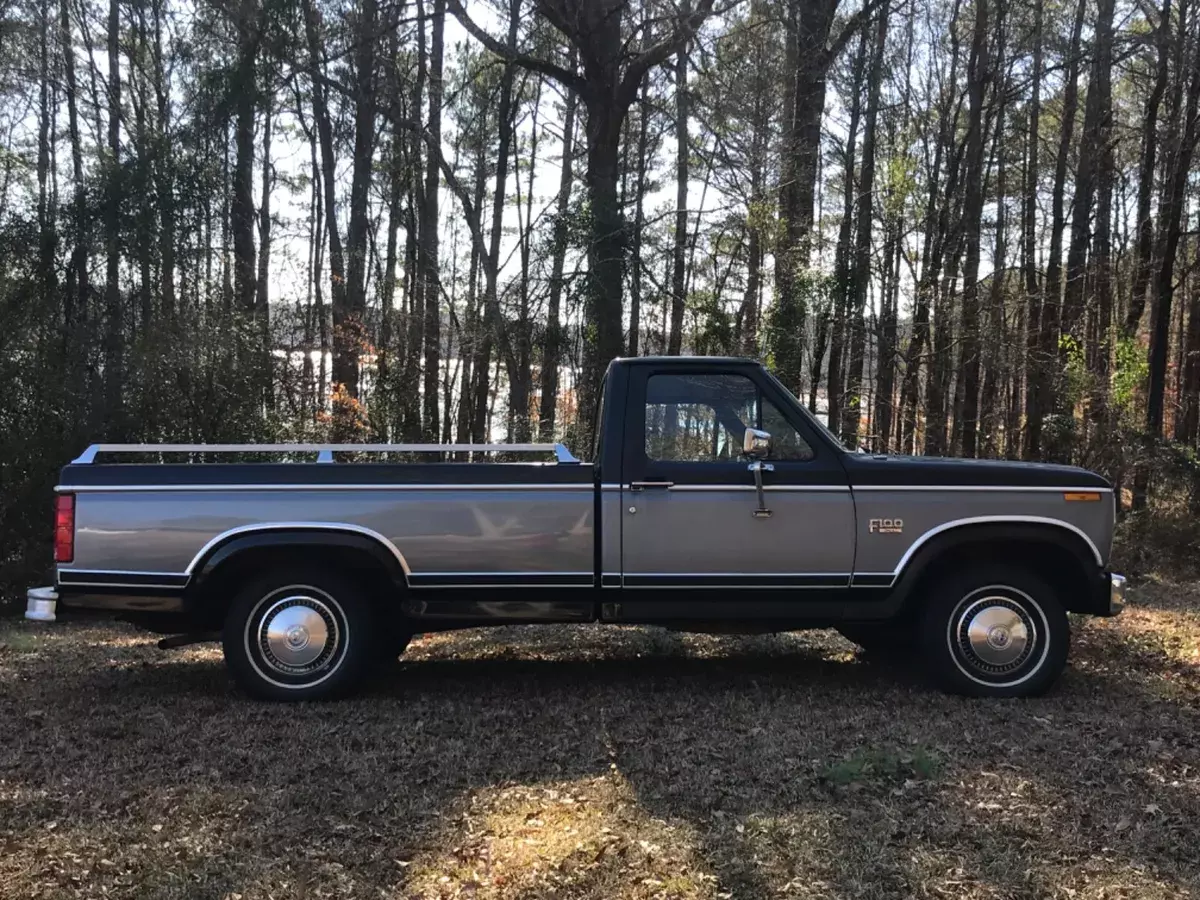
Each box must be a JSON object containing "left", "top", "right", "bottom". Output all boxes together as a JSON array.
[
  {"left": 920, "top": 565, "right": 1069, "bottom": 698},
  {"left": 221, "top": 566, "right": 377, "bottom": 701},
  {"left": 837, "top": 623, "right": 916, "bottom": 658}
]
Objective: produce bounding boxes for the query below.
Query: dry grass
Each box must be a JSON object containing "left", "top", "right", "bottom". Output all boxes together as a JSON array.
[{"left": 1, "top": 583, "right": 1198, "bottom": 900}]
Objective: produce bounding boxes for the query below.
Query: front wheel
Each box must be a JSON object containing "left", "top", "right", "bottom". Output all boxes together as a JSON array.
[
  {"left": 222, "top": 567, "right": 377, "bottom": 701},
  {"left": 920, "top": 566, "right": 1069, "bottom": 698}
]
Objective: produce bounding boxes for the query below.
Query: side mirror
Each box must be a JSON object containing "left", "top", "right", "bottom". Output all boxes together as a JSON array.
[{"left": 743, "top": 427, "right": 772, "bottom": 460}]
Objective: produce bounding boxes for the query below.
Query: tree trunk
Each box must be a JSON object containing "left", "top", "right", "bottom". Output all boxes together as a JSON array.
[
  {"left": 420, "top": 0, "right": 445, "bottom": 439},
  {"left": 577, "top": 96, "right": 626, "bottom": 444},
  {"left": 1022, "top": 0, "right": 1043, "bottom": 457},
  {"left": 345, "top": 0, "right": 379, "bottom": 410},
  {"left": 470, "top": 0, "right": 520, "bottom": 442},
  {"left": 256, "top": 94, "right": 273, "bottom": 405},
  {"left": 537, "top": 74, "right": 577, "bottom": 439},
  {"left": 231, "top": 0, "right": 258, "bottom": 316},
  {"left": 903, "top": 0, "right": 964, "bottom": 454},
  {"left": 103, "top": 0, "right": 124, "bottom": 432},
  {"left": 62, "top": 0, "right": 87, "bottom": 342},
  {"left": 1088, "top": 0, "right": 1116, "bottom": 430},
  {"left": 303, "top": 0, "right": 356, "bottom": 436},
  {"left": 843, "top": 4, "right": 888, "bottom": 446},
  {"left": 1145, "top": 11, "right": 1200, "bottom": 441},
  {"left": 739, "top": 0, "right": 769, "bottom": 358},
  {"left": 1124, "top": 0, "right": 1172, "bottom": 336},
  {"left": 982, "top": 16, "right": 1007, "bottom": 458},
  {"left": 667, "top": 0, "right": 690, "bottom": 356},
  {"left": 458, "top": 140, "right": 486, "bottom": 443},
  {"left": 628, "top": 75, "right": 648, "bottom": 357},
  {"left": 772, "top": 0, "right": 840, "bottom": 392},
  {"left": 151, "top": 0, "right": 174, "bottom": 320},
  {"left": 828, "top": 29, "right": 867, "bottom": 444},
  {"left": 1040, "top": 0, "right": 1086, "bottom": 431},
  {"left": 957, "top": 0, "right": 989, "bottom": 458},
  {"left": 508, "top": 74, "right": 541, "bottom": 441},
  {"left": 1178, "top": 256, "right": 1200, "bottom": 444},
  {"left": 401, "top": 0, "right": 427, "bottom": 440},
  {"left": 37, "top": 0, "right": 56, "bottom": 310},
  {"left": 1061, "top": 0, "right": 1112, "bottom": 378}
]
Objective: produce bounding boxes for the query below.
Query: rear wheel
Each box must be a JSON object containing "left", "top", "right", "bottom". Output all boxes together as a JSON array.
[
  {"left": 920, "top": 565, "right": 1069, "bottom": 698},
  {"left": 222, "top": 567, "right": 377, "bottom": 701}
]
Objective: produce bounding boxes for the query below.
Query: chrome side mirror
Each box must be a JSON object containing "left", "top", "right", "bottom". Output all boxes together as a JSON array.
[
  {"left": 743, "top": 427, "right": 772, "bottom": 460},
  {"left": 743, "top": 428, "right": 773, "bottom": 518}
]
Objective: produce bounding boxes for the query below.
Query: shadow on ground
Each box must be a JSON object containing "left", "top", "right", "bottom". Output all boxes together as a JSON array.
[{"left": 1, "top": 592, "right": 1197, "bottom": 899}]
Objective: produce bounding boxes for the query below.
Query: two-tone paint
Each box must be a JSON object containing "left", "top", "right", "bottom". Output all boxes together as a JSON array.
[{"left": 46, "top": 357, "right": 1122, "bottom": 630}]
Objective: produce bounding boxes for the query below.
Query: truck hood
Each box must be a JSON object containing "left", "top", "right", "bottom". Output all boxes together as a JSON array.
[{"left": 840, "top": 453, "right": 1111, "bottom": 489}]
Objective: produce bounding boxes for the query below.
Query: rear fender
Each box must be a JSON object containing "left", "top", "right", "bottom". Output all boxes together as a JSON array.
[{"left": 188, "top": 526, "right": 410, "bottom": 595}]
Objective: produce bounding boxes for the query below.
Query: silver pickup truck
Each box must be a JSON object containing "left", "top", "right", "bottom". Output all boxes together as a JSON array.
[{"left": 27, "top": 356, "right": 1124, "bottom": 701}]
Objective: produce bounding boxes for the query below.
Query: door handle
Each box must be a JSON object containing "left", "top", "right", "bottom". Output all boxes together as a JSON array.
[{"left": 630, "top": 481, "right": 675, "bottom": 491}]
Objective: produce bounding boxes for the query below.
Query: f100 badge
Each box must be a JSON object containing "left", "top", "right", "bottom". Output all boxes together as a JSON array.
[{"left": 869, "top": 518, "right": 904, "bottom": 534}]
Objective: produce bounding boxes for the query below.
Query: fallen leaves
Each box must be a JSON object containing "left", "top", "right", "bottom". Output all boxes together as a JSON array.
[{"left": 1, "top": 595, "right": 1198, "bottom": 899}]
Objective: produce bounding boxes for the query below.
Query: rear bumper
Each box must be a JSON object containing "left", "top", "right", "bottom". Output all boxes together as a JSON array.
[{"left": 25, "top": 586, "right": 58, "bottom": 622}]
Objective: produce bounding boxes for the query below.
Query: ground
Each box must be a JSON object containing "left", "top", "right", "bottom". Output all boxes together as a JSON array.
[{"left": 1, "top": 582, "right": 1198, "bottom": 900}]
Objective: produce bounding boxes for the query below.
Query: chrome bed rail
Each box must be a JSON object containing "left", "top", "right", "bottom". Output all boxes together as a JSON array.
[{"left": 70, "top": 443, "right": 581, "bottom": 465}]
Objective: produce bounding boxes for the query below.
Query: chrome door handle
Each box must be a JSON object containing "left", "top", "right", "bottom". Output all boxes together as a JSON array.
[{"left": 630, "top": 481, "right": 675, "bottom": 491}]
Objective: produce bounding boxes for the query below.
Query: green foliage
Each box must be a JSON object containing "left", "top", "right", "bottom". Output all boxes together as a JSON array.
[
  {"left": 820, "top": 745, "right": 941, "bottom": 786},
  {"left": 1111, "top": 335, "right": 1148, "bottom": 418}
]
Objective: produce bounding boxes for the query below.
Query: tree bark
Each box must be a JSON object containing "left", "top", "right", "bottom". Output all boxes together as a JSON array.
[
  {"left": 1124, "top": 0, "right": 1172, "bottom": 336},
  {"left": 843, "top": 3, "right": 888, "bottom": 446},
  {"left": 422, "top": 0, "right": 444, "bottom": 440},
  {"left": 540, "top": 71, "right": 577, "bottom": 440},
  {"left": 231, "top": 0, "right": 259, "bottom": 316},
  {"left": 62, "top": 0, "right": 87, "bottom": 342},
  {"left": 1145, "top": 7, "right": 1200, "bottom": 441},
  {"left": 302, "top": 0, "right": 351, "bottom": 424},
  {"left": 103, "top": 0, "right": 124, "bottom": 431},
  {"left": 1022, "top": 0, "right": 1044, "bottom": 457},
  {"left": 667, "top": 0, "right": 691, "bottom": 356},
  {"left": 828, "top": 29, "right": 867, "bottom": 444},
  {"left": 1039, "top": 0, "right": 1086, "bottom": 430},
  {"left": 957, "top": 0, "right": 989, "bottom": 458}
]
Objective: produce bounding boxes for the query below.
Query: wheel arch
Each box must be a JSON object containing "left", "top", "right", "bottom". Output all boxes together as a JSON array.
[
  {"left": 888, "top": 520, "right": 1104, "bottom": 617},
  {"left": 184, "top": 525, "right": 410, "bottom": 630}
]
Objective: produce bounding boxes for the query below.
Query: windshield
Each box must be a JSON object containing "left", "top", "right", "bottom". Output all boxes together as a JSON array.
[{"left": 762, "top": 369, "right": 849, "bottom": 453}]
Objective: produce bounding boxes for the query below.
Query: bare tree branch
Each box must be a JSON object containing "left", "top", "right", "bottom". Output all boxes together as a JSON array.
[
  {"left": 619, "top": 0, "right": 718, "bottom": 107},
  {"left": 826, "top": 0, "right": 890, "bottom": 66},
  {"left": 445, "top": 0, "right": 586, "bottom": 93}
]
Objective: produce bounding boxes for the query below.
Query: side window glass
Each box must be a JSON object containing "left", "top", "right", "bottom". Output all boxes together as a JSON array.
[
  {"left": 762, "top": 397, "right": 814, "bottom": 461},
  {"left": 644, "top": 373, "right": 814, "bottom": 462},
  {"left": 645, "top": 374, "right": 756, "bottom": 462}
]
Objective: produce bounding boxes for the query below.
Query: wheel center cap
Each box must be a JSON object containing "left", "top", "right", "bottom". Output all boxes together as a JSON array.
[
  {"left": 986, "top": 625, "right": 1011, "bottom": 649},
  {"left": 285, "top": 624, "right": 310, "bottom": 650}
]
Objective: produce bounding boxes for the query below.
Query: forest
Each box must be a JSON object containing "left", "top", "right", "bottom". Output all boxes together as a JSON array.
[{"left": 2, "top": 0, "right": 1200, "bottom": 599}]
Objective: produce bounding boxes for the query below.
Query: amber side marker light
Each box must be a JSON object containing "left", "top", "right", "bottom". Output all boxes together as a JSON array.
[{"left": 1063, "top": 492, "right": 1102, "bottom": 502}]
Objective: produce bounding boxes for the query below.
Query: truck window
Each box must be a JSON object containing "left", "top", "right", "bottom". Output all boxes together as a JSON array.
[{"left": 644, "top": 373, "right": 814, "bottom": 462}]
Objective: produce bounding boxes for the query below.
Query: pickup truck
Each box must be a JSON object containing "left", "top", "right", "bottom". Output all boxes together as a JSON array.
[{"left": 26, "top": 356, "right": 1124, "bottom": 701}]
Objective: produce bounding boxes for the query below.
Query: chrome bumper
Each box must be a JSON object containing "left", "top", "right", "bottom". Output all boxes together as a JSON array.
[
  {"left": 1108, "top": 573, "right": 1126, "bottom": 616},
  {"left": 25, "top": 586, "right": 58, "bottom": 622}
]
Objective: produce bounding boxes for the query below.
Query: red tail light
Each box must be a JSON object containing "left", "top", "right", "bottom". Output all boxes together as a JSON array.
[{"left": 54, "top": 494, "right": 75, "bottom": 563}]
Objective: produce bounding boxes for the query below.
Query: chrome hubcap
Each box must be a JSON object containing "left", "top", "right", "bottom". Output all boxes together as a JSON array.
[
  {"left": 258, "top": 595, "right": 339, "bottom": 675},
  {"left": 954, "top": 596, "right": 1036, "bottom": 676}
]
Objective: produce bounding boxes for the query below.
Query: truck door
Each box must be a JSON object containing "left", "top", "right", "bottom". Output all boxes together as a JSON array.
[{"left": 618, "top": 362, "right": 855, "bottom": 599}]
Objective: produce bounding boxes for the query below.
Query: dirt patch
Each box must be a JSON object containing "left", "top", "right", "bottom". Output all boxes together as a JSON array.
[{"left": 2, "top": 583, "right": 1198, "bottom": 899}]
